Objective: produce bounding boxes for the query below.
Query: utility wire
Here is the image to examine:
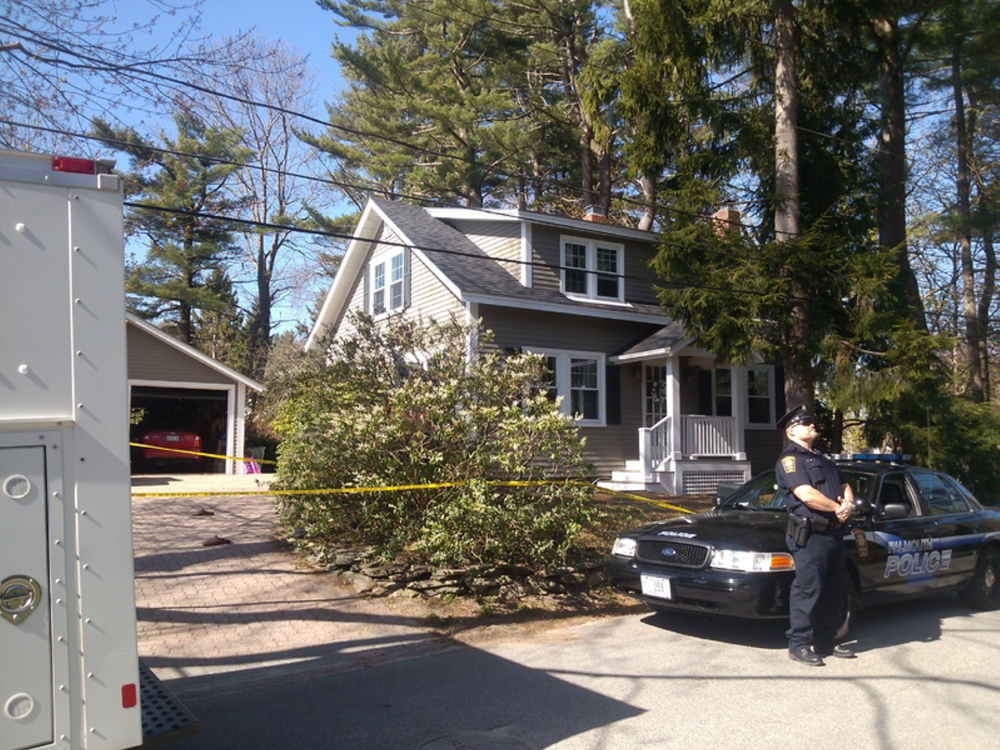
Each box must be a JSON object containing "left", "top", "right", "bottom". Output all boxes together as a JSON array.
[
  {"left": 0, "top": 26, "right": 759, "bottom": 231},
  {"left": 124, "top": 200, "right": 809, "bottom": 304}
]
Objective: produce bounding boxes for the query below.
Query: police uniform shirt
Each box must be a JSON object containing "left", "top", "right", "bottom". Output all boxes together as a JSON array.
[{"left": 776, "top": 442, "right": 845, "bottom": 522}]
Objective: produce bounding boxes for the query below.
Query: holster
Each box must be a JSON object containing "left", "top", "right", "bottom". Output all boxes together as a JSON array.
[{"left": 787, "top": 514, "right": 811, "bottom": 547}]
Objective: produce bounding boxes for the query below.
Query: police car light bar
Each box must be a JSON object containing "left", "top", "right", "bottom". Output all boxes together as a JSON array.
[{"left": 838, "top": 453, "right": 911, "bottom": 463}]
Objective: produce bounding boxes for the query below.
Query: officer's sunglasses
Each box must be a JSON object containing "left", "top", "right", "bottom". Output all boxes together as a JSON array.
[{"left": 794, "top": 418, "right": 814, "bottom": 427}]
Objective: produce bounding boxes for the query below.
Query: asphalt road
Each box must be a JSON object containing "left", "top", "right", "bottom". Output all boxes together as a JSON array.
[{"left": 175, "top": 593, "right": 1000, "bottom": 750}]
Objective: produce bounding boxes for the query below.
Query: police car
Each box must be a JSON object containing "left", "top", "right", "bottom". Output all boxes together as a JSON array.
[{"left": 606, "top": 457, "right": 1000, "bottom": 628}]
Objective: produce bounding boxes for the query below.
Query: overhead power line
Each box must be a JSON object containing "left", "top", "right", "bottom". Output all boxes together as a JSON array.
[{"left": 124, "top": 200, "right": 804, "bottom": 304}]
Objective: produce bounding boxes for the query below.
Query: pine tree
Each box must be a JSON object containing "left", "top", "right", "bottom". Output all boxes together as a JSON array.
[{"left": 94, "top": 109, "right": 252, "bottom": 347}]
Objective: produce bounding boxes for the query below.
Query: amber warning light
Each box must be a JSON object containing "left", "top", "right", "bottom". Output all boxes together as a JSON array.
[{"left": 51, "top": 156, "right": 97, "bottom": 174}]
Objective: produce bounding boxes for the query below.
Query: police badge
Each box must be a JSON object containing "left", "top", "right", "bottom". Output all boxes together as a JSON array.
[{"left": 781, "top": 456, "right": 797, "bottom": 474}]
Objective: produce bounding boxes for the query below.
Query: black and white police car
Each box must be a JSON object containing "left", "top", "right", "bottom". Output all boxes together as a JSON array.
[{"left": 606, "top": 457, "right": 1000, "bottom": 628}]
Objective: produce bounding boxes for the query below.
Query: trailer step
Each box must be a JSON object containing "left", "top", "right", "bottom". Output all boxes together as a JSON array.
[{"left": 138, "top": 661, "right": 200, "bottom": 748}]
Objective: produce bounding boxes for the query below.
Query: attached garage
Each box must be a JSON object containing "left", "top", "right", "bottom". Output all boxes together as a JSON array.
[{"left": 126, "top": 314, "right": 263, "bottom": 474}]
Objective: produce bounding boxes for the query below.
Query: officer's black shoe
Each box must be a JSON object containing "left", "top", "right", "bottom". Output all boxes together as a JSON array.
[
  {"left": 788, "top": 645, "right": 824, "bottom": 666},
  {"left": 816, "top": 643, "right": 856, "bottom": 659}
]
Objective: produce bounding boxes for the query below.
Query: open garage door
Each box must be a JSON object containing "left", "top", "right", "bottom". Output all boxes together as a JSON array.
[{"left": 130, "top": 386, "right": 229, "bottom": 474}]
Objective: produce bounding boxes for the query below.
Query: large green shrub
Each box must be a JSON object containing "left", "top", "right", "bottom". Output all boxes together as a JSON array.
[{"left": 270, "top": 314, "right": 595, "bottom": 568}]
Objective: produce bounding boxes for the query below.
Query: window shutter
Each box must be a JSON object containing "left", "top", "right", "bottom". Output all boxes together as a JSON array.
[{"left": 606, "top": 363, "right": 621, "bottom": 425}]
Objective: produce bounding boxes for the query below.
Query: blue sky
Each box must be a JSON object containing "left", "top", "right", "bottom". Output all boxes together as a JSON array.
[
  {"left": 191, "top": 0, "right": 349, "bottom": 96},
  {"left": 110, "top": 1, "right": 358, "bottom": 334}
]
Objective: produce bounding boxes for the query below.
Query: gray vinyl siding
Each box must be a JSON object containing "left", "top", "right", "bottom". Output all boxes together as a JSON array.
[
  {"left": 481, "top": 304, "right": 662, "bottom": 478},
  {"left": 404, "top": 251, "right": 464, "bottom": 323},
  {"left": 527, "top": 224, "right": 660, "bottom": 304},
  {"left": 127, "top": 325, "right": 233, "bottom": 384},
  {"left": 336, "top": 224, "right": 465, "bottom": 343},
  {"left": 441, "top": 219, "right": 523, "bottom": 284}
]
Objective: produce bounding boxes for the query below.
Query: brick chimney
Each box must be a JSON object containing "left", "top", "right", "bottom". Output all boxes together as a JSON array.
[
  {"left": 583, "top": 205, "right": 607, "bottom": 223},
  {"left": 712, "top": 206, "right": 741, "bottom": 235}
]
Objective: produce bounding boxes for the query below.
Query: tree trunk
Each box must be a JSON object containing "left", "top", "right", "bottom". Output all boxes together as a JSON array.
[
  {"left": 773, "top": 0, "right": 810, "bottom": 410},
  {"left": 873, "top": 17, "right": 927, "bottom": 330},
  {"left": 637, "top": 172, "right": 656, "bottom": 231},
  {"left": 952, "top": 31, "right": 984, "bottom": 401}
]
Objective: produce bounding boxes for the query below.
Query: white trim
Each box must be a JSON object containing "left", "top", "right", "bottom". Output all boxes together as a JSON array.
[
  {"left": 425, "top": 206, "right": 657, "bottom": 243},
  {"left": 463, "top": 292, "right": 667, "bottom": 324},
  {"left": 521, "top": 221, "right": 532, "bottom": 287},
  {"left": 560, "top": 235, "right": 625, "bottom": 303},
  {"left": 305, "top": 200, "right": 384, "bottom": 350},
  {"left": 744, "top": 364, "right": 777, "bottom": 428},
  {"left": 528, "top": 347, "right": 606, "bottom": 427},
  {"left": 126, "top": 314, "right": 262, "bottom": 391},
  {"left": 376, "top": 206, "right": 465, "bottom": 301}
]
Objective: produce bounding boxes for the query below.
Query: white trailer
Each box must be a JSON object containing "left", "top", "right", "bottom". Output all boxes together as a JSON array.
[{"left": 0, "top": 151, "right": 195, "bottom": 750}]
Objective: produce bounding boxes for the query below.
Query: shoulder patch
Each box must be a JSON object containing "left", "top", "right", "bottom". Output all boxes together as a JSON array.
[{"left": 781, "top": 456, "right": 797, "bottom": 474}]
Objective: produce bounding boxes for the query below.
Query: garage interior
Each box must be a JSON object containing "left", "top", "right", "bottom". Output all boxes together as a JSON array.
[{"left": 130, "top": 386, "right": 229, "bottom": 474}]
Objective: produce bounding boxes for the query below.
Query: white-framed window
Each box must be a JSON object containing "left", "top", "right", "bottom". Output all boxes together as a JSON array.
[
  {"left": 370, "top": 250, "right": 408, "bottom": 315},
  {"left": 746, "top": 366, "right": 774, "bottom": 425},
  {"left": 560, "top": 236, "right": 624, "bottom": 302},
  {"left": 372, "top": 262, "right": 386, "bottom": 315},
  {"left": 532, "top": 348, "right": 605, "bottom": 425}
]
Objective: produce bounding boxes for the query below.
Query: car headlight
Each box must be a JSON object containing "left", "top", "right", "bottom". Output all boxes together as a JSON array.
[
  {"left": 612, "top": 537, "right": 637, "bottom": 558},
  {"left": 709, "top": 549, "right": 795, "bottom": 573}
]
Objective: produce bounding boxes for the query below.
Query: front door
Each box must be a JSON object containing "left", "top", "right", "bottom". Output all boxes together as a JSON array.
[{"left": 644, "top": 364, "right": 667, "bottom": 427}]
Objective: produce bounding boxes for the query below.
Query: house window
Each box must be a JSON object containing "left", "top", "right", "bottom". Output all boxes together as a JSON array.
[
  {"left": 372, "top": 262, "right": 386, "bottom": 315},
  {"left": 715, "top": 368, "right": 733, "bottom": 417},
  {"left": 390, "top": 253, "right": 405, "bottom": 309},
  {"left": 531, "top": 349, "right": 605, "bottom": 425},
  {"left": 561, "top": 237, "right": 623, "bottom": 302},
  {"left": 747, "top": 367, "right": 773, "bottom": 425},
  {"left": 370, "top": 250, "right": 407, "bottom": 315}
]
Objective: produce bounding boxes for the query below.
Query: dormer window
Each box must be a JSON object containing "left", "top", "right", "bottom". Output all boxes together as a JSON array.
[{"left": 561, "top": 236, "right": 624, "bottom": 302}]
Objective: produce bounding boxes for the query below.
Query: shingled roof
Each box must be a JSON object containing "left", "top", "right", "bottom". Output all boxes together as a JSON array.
[{"left": 374, "top": 198, "right": 665, "bottom": 316}]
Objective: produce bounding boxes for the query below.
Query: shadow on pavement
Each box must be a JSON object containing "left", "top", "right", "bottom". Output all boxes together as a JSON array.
[
  {"left": 176, "top": 642, "right": 644, "bottom": 750},
  {"left": 638, "top": 592, "right": 966, "bottom": 653}
]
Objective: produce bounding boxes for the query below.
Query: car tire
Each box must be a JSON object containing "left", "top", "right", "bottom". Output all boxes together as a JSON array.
[
  {"left": 959, "top": 546, "right": 1000, "bottom": 610},
  {"left": 835, "top": 570, "right": 860, "bottom": 642}
]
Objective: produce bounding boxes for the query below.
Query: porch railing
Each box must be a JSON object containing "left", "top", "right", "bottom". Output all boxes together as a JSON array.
[
  {"left": 638, "top": 415, "right": 671, "bottom": 476},
  {"left": 681, "top": 415, "right": 737, "bottom": 457},
  {"left": 638, "top": 415, "right": 738, "bottom": 475}
]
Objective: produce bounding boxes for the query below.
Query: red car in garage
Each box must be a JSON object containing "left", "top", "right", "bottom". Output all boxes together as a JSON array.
[{"left": 140, "top": 430, "right": 203, "bottom": 462}]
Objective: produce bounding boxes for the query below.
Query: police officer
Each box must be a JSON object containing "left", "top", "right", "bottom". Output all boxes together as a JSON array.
[{"left": 775, "top": 405, "right": 855, "bottom": 666}]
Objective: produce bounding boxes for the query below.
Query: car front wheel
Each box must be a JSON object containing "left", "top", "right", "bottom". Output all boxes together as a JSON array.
[
  {"left": 835, "top": 570, "right": 860, "bottom": 641},
  {"left": 959, "top": 546, "right": 1000, "bottom": 610}
]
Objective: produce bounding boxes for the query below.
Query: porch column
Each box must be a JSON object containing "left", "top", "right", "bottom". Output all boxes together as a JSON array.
[
  {"left": 731, "top": 365, "right": 748, "bottom": 460},
  {"left": 665, "top": 356, "right": 683, "bottom": 460}
]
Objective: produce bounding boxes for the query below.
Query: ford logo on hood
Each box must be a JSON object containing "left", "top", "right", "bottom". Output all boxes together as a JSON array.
[{"left": 661, "top": 547, "right": 677, "bottom": 557}]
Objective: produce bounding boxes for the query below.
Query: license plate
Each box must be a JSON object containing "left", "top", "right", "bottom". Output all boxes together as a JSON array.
[
  {"left": 165, "top": 435, "right": 180, "bottom": 442},
  {"left": 640, "top": 574, "right": 673, "bottom": 599}
]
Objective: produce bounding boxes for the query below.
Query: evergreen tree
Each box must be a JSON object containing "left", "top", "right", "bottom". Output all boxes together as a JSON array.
[
  {"left": 94, "top": 109, "right": 252, "bottom": 347},
  {"left": 306, "top": 0, "right": 533, "bottom": 208}
]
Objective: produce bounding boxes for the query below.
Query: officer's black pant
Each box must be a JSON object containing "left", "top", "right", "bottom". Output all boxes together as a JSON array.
[{"left": 786, "top": 530, "right": 847, "bottom": 651}]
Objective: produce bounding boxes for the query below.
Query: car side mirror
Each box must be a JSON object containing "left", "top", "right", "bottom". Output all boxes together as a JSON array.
[
  {"left": 878, "top": 503, "right": 910, "bottom": 521},
  {"left": 853, "top": 497, "right": 872, "bottom": 515}
]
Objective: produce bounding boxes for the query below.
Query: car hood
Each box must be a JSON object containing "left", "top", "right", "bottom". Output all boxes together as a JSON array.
[{"left": 631, "top": 509, "right": 788, "bottom": 551}]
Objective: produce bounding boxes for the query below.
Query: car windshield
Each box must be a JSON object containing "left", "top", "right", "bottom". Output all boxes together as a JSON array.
[
  {"left": 718, "top": 468, "right": 875, "bottom": 511},
  {"left": 718, "top": 472, "right": 783, "bottom": 510}
]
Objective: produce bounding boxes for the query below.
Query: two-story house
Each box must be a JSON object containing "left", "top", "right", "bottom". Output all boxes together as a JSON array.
[{"left": 306, "top": 198, "right": 785, "bottom": 494}]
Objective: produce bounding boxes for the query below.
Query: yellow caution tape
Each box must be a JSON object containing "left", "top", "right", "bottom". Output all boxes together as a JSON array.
[
  {"left": 131, "top": 477, "right": 695, "bottom": 513},
  {"left": 130, "top": 442, "right": 278, "bottom": 465}
]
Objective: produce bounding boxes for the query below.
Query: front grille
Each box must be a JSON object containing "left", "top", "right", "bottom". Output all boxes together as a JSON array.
[{"left": 637, "top": 539, "right": 710, "bottom": 568}]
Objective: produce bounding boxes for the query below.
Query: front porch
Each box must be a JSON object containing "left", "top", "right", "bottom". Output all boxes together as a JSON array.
[
  {"left": 599, "top": 331, "right": 771, "bottom": 495},
  {"left": 604, "top": 414, "right": 752, "bottom": 495}
]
